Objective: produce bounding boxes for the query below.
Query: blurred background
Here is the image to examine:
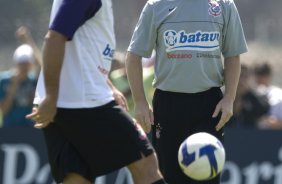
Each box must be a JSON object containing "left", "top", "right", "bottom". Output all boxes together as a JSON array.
[
  {"left": 0, "top": 0, "right": 282, "bottom": 184},
  {"left": 0, "top": 0, "right": 282, "bottom": 85}
]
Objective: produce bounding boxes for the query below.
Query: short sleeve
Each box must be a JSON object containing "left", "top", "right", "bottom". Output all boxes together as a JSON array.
[
  {"left": 128, "top": 2, "right": 157, "bottom": 58},
  {"left": 49, "top": 0, "right": 102, "bottom": 40},
  {"left": 221, "top": 1, "right": 248, "bottom": 58}
]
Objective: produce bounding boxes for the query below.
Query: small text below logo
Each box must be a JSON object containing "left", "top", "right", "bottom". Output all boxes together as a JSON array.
[
  {"left": 98, "top": 65, "right": 109, "bottom": 75},
  {"left": 197, "top": 53, "right": 220, "bottom": 59},
  {"left": 167, "top": 53, "right": 193, "bottom": 59}
]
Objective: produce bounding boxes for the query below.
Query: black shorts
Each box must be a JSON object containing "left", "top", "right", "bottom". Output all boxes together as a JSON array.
[
  {"left": 43, "top": 101, "right": 154, "bottom": 183},
  {"left": 152, "top": 88, "right": 224, "bottom": 184}
]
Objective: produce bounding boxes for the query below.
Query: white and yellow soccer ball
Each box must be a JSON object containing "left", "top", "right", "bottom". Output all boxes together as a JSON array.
[{"left": 178, "top": 132, "right": 226, "bottom": 181}]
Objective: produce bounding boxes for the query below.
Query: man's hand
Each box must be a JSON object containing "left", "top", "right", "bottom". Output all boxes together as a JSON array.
[
  {"left": 15, "top": 26, "right": 30, "bottom": 43},
  {"left": 134, "top": 101, "right": 154, "bottom": 133},
  {"left": 112, "top": 87, "right": 128, "bottom": 111},
  {"left": 212, "top": 96, "right": 234, "bottom": 131},
  {"left": 107, "top": 79, "right": 128, "bottom": 111},
  {"left": 214, "top": 55, "right": 240, "bottom": 131},
  {"left": 26, "top": 96, "right": 57, "bottom": 129},
  {"left": 125, "top": 52, "right": 152, "bottom": 133}
]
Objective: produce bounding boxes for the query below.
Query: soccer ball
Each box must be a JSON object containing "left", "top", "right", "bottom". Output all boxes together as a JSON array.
[{"left": 178, "top": 132, "right": 225, "bottom": 181}]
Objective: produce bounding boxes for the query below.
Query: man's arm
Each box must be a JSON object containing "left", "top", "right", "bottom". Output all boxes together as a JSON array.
[
  {"left": 224, "top": 56, "right": 241, "bottom": 101},
  {"left": 43, "top": 30, "right": 66, "bottom": 101},
  {"left": 125, "top": 52, "right": 153, "bottom": 133},
  {"left": 126, "top": 53, "right": 146, "bottom": 104},
  {"left": 213, "top": 55, "right": 241, "bottom": 131},
  {"left": 26, "top": 30, "right": 67, "bottom": 128}
]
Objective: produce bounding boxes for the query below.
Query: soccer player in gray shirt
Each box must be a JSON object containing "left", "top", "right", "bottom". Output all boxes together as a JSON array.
[{"left": 126, "top": 0, "right": 247, "bottom": 183}]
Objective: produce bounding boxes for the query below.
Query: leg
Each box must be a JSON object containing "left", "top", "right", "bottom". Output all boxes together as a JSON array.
[
  {"left": 55, "top": 102, "right": 166, "bottom": 183},
  {"left": 152, "top": 89, "right": 194, "bottom": 183},
  {"left": 152, "top": 121, "right": 193, "bottom": 184},
  {"left": 152, "top": 88, "right": 223, "bottom": 184},
  {"left": 43, "top": 110, "right": 94, "bottom": 184},
  {"left": 127, "top": 153, "right": 165, "bottom": 184},
  {"left": 63, "top": 173, "right": 92, "bottom": 184}
]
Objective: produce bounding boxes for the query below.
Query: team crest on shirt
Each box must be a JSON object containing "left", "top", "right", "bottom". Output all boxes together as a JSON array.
[
  {"left": 164, "top": 30, "right": 177, "bottom": 47},
  {"left": 208, "top": 0, "right": 222, "bottom": 17}
]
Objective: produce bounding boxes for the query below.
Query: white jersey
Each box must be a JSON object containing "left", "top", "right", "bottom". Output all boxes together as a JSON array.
[{"left": 34, "top": 0, "right": 115, "bottom": 108}]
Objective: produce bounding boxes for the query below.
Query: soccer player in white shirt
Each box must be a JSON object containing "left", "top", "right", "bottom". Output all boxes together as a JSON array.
[{"left": 27, "top": 0, "right": 167, "bottom": 183}]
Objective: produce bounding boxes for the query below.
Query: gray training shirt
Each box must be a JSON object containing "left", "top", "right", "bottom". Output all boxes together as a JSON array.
[{"left": 128, "top": 0, "right": 248, "bottom": 93}]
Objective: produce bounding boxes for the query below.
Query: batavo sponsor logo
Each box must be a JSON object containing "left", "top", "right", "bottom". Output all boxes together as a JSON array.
[
  {"left": 102, "top": 44, "right": 115, "bottom": 59},
  {"left": 167, "top": 53, "right": 192, "bottom": 59},
  {"left": 164, "top": 30, "right": 220, "bottom": 52}
]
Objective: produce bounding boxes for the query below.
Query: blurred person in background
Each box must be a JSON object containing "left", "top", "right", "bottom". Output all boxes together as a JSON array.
[
  {"left": 16, "top": 26, "right": 42, "bottom": 68},
  {"left": 254, "top": 62, "right": 282, "bottom": 129},
  {"left": 0, "top": 40, "right": 38, "bottom": 127},
  {"left": 0, "top": 26, "right": 40, "bottom": 128},
  {"left": 228, "top": 64, "right": 270, "bottom": 128}
]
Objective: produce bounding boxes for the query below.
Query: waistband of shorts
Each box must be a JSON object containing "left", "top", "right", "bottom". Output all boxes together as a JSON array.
[
  {"left": 34, "top": 100, "right": 117, "bottom": 111},
  {"left": 155, "top": 87, "right": 222, "bottom": 97}
]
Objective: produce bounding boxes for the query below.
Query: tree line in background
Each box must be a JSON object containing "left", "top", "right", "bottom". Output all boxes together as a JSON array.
[
  {"left": 0, "top": 0, "right": 51, "bottom": 45},
  {"left": 1, "top": 0, "right": 282, "bottom": 45},
  {"left": 0, "top": 0, "right": 282, "bottom": 70}
]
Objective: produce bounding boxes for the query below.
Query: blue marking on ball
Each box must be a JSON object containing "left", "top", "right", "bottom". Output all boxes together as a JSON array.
[
  {"left": 199, "top": 144, "right": 218, "bottom": 177},
  {"left": 181, "top": 143, "right": 196, "bottom": 167}
]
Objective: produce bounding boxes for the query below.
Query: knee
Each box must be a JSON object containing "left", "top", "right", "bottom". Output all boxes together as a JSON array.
[
  {"left": 143, "top": 153, "right": 160, "bottom": 172},
  {"left": 63, "top": 173, "right": 91, "bottom": 184},
  {"left": 128, "top": 153, "right": 162, "bottom": 179}
]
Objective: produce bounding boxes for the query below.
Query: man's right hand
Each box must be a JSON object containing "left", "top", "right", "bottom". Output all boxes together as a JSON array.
[
  {"left": 134, "top": 101, "right": 154, "bottom": 133},
  {"left": 26, "top": 96, "right": 57, "bottom": 129}
]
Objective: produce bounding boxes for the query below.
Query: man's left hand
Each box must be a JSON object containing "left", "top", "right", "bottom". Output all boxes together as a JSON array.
[{"left": 212, "top": 96, "right": 234, "bottom": 131}]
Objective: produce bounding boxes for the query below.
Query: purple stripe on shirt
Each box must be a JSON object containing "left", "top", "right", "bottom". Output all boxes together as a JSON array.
[{"left": 50, "top": 0, "right": 102, "bottom": 40}]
